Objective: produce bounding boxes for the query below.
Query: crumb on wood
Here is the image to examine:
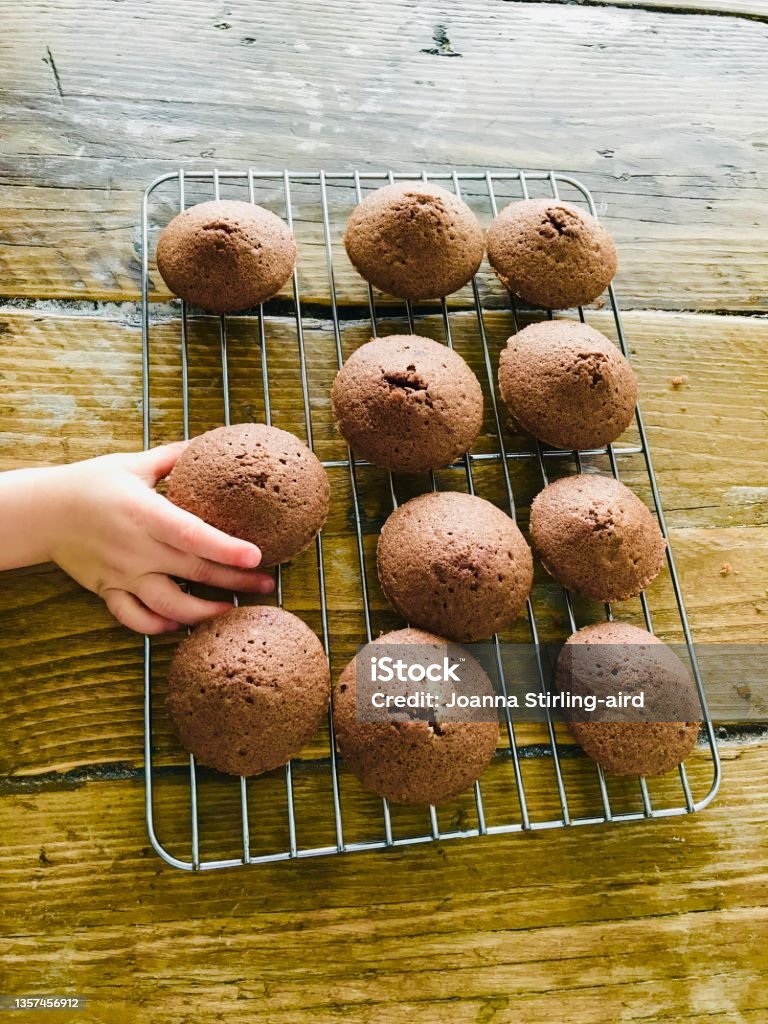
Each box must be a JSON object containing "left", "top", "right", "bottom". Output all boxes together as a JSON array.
[
  {"left": 671, "top": 375, "right": 688, "bottom": 388},
  {"left": 720, "top": 562, "right": 735, "bottom": 576}
]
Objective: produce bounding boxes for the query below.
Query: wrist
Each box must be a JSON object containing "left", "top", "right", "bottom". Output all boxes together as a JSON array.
[
  {"left": 37, "top": 463, "right": 80, "bottom": 565},
  {"left": 0, "top": 463, "right": 77, "bottom": 570}
]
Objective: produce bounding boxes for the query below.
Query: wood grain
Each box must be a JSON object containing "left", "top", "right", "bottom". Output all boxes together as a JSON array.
[
  {"left": 0, "top": 306, "right": 765, "bottom": 776},
  {"left": 2, "top": 2, "right": 767, "bottom": 1019},
  {"left": 2, "top": 0, "right": 767, "bottom": 309},
  {"left": 0, "top": 740, "right": 766, "bottom": 1023},
  {"left": 1, "top": 307, "right": 766, "bottom": 520},
  {"left": 581, "top": 0, "right": 768, "bottom": 18}
]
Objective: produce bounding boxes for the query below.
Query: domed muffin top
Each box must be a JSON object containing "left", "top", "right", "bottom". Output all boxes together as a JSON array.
[
  {"left": 156, "top": 199, "right": 296, "bottom": 313},
  {"left": 486, "top": 199, "right": 617, "bottom": 309},
  {"left": 377, "top": 491, "right": 533, "bottom": 642},
  {"left": 331, "top": 334, "right": 483, "bottom": 474},
  {"left": 166, "top": 423, "right": 329, "bottom": 568},
  {"left": 167, "top": 605, "right": 330, "bottom": 776},
  {"left": 530, "top": 474, "right": 665, "bottom": 602},
  {"left": 344, "top": 181, "right": 484, "bottom": 300},
  {"left": 498, "top": 320, "right": 637, "bottom": 450}
]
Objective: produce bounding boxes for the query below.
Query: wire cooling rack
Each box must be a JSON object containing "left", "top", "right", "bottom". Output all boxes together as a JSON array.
[{"left": 141, "top": 168, "right": 721, "bottom": 871}]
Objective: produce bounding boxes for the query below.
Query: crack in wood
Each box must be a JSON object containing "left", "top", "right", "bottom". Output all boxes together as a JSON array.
[
  {"left": 421, "top": 23, "right": 463, "bottom": 57},
  {"left": 2, "top": 729, "right": 764, "bottom": 793},
  {"left": 42, "top": 46, "right": 64, "bottom": 100},
  {"left": 501, "top": 0, "right": 768, "bottom": 25},
  {"left": 1, "top": 299, "right": 767, "bottom": 325}
]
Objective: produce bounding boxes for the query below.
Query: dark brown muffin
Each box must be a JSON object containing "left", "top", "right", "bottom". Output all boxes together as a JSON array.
[
  {"left": 556, "top": 621, "right": 701, "bottom": 776},
  {"left": 498, "top": 320, "right": 637, "bottom": 450},
  {"left": 344, "top": 181, "right": 484, "bottom": 299},
  {"left": 529, "top": 475, "right": 666, "bottom": 602},
  {"left": 166, "top": 423, "right": 329, "bottom": 567},
  {"left": 377, "top": 492, "right": 533, "bottom": 642},
  {"left": 167, "top": 606, "right": 330, "bottom": 776},
  {"left": 333, "top": 627, "right": 500, "bottom": 805},
  {"left": 331, "top": 334, "right": 483, "bottom": 474},
  {"left": 156, "top": 199, "right": 296, "bottom": 313},
  {"left": 486, "top": 199, "right": 617, "bottom": 309}
]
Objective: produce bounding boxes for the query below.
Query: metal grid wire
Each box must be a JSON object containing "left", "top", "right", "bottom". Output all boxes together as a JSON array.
[{"left": 141, "top": 168, "right": 721, "bottom": 870}]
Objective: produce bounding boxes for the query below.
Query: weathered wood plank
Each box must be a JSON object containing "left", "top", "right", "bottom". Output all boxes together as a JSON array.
[
  {"left": 4, "top": 907, "right": 766, "bottom": 1023},
  {"left": 584, "top": 0, "right": 768, "bottom": 17},
  {"left": 0, "top": 516, "right": 764, "bottom": 777},
  {"left": 1, "top": 0, "right": 767, "bottom": 308},
  {"left": 0, "top": 307, "right": 765, "bottom": 775},
  {"left": 1, "top": 2, "right": 767, "bottom": 1018},
  {"left": 0, "top": 740, "right": 766, "bottom": 1022},
  {"left": 2, "top": 307, "right": 766, "bottom": 523}
]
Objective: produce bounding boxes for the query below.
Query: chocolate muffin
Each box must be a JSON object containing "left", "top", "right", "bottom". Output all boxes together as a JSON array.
[
  {"left": 344, "top": 181, "right": 484, "bottom": 299},
  {"left": 556, "top": 621, "right": 701, "bottom": 776},
  {"left": 156, "top": 199, "right": 296, "bottom": 313},
  {"left": 333, "top": 627, "right": 500, "bottom": 805},
  {"left": 377, "top": 492, "right": 533, "bottom": 642},
  {"left": 498, "top": 320, "right": 637, "bottom": 450},
  {"left": 167, "top": 606, "right": 330, "bottom": 776},
  {"left": 331, "top": 334, "right": 484, "bottom": 474},
  {"left": 529, "top": 475, "right": 666, "bottom": 602},
  {"left": 166, "top": 423, "right": 329, "bottom": 567},
  {"left": 486, "top": 199, "right": 617, "bottom": 309}
]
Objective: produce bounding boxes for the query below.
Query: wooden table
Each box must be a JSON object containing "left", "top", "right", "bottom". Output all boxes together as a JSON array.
[{"left": 2, "top": 2, "right": 767, "bottom": 1021}]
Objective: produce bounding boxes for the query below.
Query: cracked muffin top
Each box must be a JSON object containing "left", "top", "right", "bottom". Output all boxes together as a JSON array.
[
  {"left": 166, "top": 423, "right": 329, "bottom": 568},
  {"left": 331, "top": 334, "right": 484, "bottom": 474},
  {"left": 377, "top": 491, "right": 533, "bottom": 642},
  {"left": 156, "top": 199, "right": 296, "bottom": 313},
  {"left": 530, "top": 474, "right": 666, "bottom": 602},
  {"left": 498, "top": 319, "right": 637, "bottom": 451},
  {"left": 344, "top": 181, "right": 484, "bottom": 300},
  {"left": 486, "top": 199, "right": 617, "bottom": 309},
  {"left": 332, "top": 627, "right": 500, "bottom": 805},
  {"left": 168, "top": 605, "right": 330, "bottom": 777}
]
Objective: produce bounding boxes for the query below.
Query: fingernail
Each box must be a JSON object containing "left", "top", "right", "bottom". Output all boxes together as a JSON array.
[
  {"left": 240, "top": 545, "right": 262, "bottom": 568},
  {"left": 261, "top": 576, "right": 275, "bottom": 594}
]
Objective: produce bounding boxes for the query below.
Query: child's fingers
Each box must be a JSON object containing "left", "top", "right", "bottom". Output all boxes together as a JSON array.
[
  {"left": 128, "top": 441, "right": 190, "bottom": 484},
  {"left": 144, "top": 494, "right": 262, "bottom": 568},
  {"left": 167, "top": 552, "right": 275, "bottom": 595},
  {"left": 137, "top": 573, "right": 235, "bottom": 627},
  {"left": 103, "top": 587, "right": 181, "bottom": 635}
]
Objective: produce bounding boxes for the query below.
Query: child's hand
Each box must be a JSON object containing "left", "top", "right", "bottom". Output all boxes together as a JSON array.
[{"left": 41, "top": 442, "right": 274, "bottom": 634}]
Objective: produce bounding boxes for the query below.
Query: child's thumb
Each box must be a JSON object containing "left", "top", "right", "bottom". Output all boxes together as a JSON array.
[{"left": 130, "top": 440, "right": 190, "bottom": 484}]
